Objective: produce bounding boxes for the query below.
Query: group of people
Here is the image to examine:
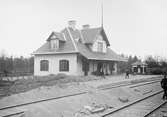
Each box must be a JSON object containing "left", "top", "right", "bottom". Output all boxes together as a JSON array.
[{"left": 161, "top": 71, "right": 167, "bottom": 100}]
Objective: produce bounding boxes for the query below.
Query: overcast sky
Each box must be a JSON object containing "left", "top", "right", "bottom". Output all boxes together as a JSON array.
[{"left": 0, "top": 0, "right": 167, "bottom": 59}]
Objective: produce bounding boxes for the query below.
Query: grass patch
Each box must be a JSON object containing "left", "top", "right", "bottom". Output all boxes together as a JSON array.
[{"left": 6, "top": 74, "right": 100, "bottom": 96}]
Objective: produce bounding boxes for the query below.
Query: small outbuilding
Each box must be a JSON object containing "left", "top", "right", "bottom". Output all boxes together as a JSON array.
[{"left": 131, "top": 61, "right": 147, "bottom": 74}]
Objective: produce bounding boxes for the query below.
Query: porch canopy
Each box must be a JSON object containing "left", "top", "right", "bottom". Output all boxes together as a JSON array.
[{"left": 76, "top": 43, "right": 127, "bottom": 75}]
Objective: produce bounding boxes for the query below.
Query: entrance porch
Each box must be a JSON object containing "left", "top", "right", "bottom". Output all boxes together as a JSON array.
[{"left": 81, "top": 58, "right": 118, "bottom": 76}]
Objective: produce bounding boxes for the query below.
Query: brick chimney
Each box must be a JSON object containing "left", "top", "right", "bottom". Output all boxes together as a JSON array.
[{"left": 68, "top": 20, "right": 76, "bottom": 30}]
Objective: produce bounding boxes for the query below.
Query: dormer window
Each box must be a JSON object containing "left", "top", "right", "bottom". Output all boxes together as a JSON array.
[
  {"left": 92, "top": 35, "right": 107, "bottom": 53},
  {"left": 47, "top": 32, "right": 66, "bottom": 50},
  {"left": 51, "top": 39, "right": 59, "bottom": 50},
  {"left": 97, "top": 42, "right": 103, "bottom": 52}
]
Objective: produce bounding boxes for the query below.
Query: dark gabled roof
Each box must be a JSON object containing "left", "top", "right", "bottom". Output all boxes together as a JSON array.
[
  {"left": 132, "top": 61, "right": 147, "bottom": 66},
  {"left": 33, "top": 29, "right": 76, "bottom": 54},
  {"left": 33, "top": 26, "right": 126, "bottom": 62},
  {"left": 81, "top": 27, "right": 100, "bottom": 43},
  {"left": 68, "top": 28, "right": 82, "bottom": 40},
  {"left": 47, "top": 32, "right": 65, "bottom": 41},
  {"left": 81, "top": 27, "right": 110, "bottom": 46}
]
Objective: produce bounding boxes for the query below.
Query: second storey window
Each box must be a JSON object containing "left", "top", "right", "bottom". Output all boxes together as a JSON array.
[
  {"left": 40, "top": 60, "right": 49, "bottom": 71},
  {"left": 51, "top": 39, "right": 59, "bottom": 50},
  {"left": 97, "top": 42, "right": 103, "bottom": 52},
  {"left": 59, "top": 60, "right": 69, "bottom": 71}
]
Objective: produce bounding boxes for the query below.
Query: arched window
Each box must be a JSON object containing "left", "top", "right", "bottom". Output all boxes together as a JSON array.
[
  {"left": 59, "top": 60, "right": 69, "bottom": 71},
  {"left": 40, "top": 60, "right": 49, "bottom": 71}
]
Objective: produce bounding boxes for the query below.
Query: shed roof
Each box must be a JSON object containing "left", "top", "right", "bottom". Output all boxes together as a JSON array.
[{"left": 132, "top": 61, "right": 147, "bottom": 66}]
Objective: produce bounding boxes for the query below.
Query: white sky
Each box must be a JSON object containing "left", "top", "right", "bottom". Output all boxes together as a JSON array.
[{"left": 0, "top": 0, "right": 167, "bottom": 59}]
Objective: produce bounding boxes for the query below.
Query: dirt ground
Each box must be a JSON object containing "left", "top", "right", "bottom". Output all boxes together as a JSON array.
[{"left": 0, "top": 75, "right": 161, "bottom": 117}]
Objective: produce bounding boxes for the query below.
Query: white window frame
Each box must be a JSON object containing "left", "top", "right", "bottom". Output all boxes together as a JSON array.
[{"left": 97, "top": 41, "right": 103, "bottom": 52}]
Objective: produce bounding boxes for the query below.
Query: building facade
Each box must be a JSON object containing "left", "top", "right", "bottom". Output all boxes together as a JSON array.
[
  {"left": 131, "top": 61, "right": 147, "bottom": 74},
  {"left": 33, "top": 21, "right": 126, "bottom": 76}
]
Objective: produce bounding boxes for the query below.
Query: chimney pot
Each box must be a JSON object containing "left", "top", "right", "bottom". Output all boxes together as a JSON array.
[{"left": 82, "top": 24, "right": 90, "bottom": 29}]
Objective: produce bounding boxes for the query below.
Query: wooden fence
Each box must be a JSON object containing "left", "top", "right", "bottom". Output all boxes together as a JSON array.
[{"left": 0, "top": 72, "right": 33, "bottom": 81}]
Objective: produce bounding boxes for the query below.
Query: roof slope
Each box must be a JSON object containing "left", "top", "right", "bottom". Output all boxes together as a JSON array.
[
  {"left": 76, "top": 41, "right": 126, "bottom": 61},
  {"left": 33, "top": 27, "right": 126, "bottom": 61},
  {"left": 81, "top": 28, "right": 100, "bottom": 43},
  {"left": 81, "top": 27, "right": 110, "bottom": 46},
  {"left": 33, "top": 28, "right": 76, "bottom": 54},
  {"left": 47, "top": 32, "right": 65, "bottom": 41}
]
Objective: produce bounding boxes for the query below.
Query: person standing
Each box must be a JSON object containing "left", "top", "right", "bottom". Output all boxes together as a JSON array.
[
  {"left": 125, "top": 70, "right": 129, "bottom": 79},
  {"left": 161, "top": 72, "right": 167, "bottom": 100}
]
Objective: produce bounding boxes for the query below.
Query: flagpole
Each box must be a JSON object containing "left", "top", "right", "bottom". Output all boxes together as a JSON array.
[{"left": 101, "top": 0, "right": 103, "bottom": 28}]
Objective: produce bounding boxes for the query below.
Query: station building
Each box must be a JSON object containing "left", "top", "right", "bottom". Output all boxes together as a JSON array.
[{"left": 33, "top": 21, "right": 126, "bottom": 76}]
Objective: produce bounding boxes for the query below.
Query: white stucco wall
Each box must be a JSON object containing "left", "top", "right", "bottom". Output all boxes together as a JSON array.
[
  {"left": 34, "top": 54, "right": 78, "bottom": 76},
  {"left": 77, "top": 56, "right": 84, "bottom": 76},
  {"left": 34, "top": 53, "right": 119, "bottom": 76},
  {"left": 112, "top": 62, "right": 118, "bottom": 74}
]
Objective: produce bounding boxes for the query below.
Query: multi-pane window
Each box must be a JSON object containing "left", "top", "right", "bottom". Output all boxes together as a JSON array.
[
  {"left": 59, "top": 60, "right": 69, "bottom": 71},
  {"left": 40, "top": 60, "right": 49, "bottom": 71},
  {"left": 51, "top": 39, "right": 59, "bottom": 50},
  {"left": 97, "top": 42, "right": 103, "bottom": 52}
]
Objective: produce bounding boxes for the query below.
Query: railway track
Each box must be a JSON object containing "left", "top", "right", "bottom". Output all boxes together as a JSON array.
[
  {"left": 101, "top": 91, "right": 166, "bottom": 117},
  {"left": 99, "top": 79, "right": 161, "bottom": 90},
  {"left": 0, "top": 76, "right": 163, "bottom": 117},
  {"left": 3, "top": 89, "right": 163, "bottom": 117},
  {"left": 2, "top": 111, "right": 24, "bottom": 117},
  {"left": 144, "top": 100, "right": 167, "bottom": 117}
]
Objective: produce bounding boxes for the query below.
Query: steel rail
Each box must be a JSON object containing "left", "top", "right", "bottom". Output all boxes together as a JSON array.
[
  {"left": 101, "top": 90, "right": 163, "bottom": 117},
  {"left": 144, "top": 101, "right": 167, "bottom": 117},
  {"left": 129, "top": 80, "right": 160, "bottom": 88},
  {"left": 2, "top": 111, "right": 24, "bottom": 117},
  {"left": 100, "top": 79, "right": 161, "bottom": 90},
  {"left": 0, "top": 92, "right": 85, "bottom": 111}
]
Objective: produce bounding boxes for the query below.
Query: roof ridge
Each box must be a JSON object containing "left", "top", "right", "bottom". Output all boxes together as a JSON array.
[
  {"left": 66, "top": 27, "right": 78, "bottom": 52},
  {"left": 79, "top": 30, "right": 85, "bottom": 43},
  {"left": 62, "top": 33, "right": 67, "bottom": 41},
  {"left": 80, "top": 27, "right": 102, "bottom": 31},
  {"left": 53, "top": 31, "right": 61, "bottom": 33}
]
